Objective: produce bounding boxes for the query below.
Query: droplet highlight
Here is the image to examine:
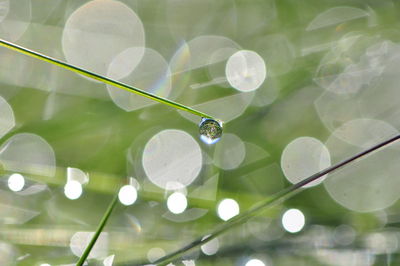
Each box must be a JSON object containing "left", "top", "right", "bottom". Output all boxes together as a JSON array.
[{"left": 199, "top": 118, "right": 223, "bottom": 144}]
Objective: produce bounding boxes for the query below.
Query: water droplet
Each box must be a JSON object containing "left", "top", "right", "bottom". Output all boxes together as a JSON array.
[{"left": 199, "top": 118, "right": 223, "bottom": 144}]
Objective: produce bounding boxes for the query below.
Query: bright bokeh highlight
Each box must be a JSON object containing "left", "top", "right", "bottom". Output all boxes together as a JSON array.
[
  {"left": 246, "top": 259, "right": 265, "bottom": 266},
  {"left": 64, "top": 180, "right": 82, "bottom": 200},
  {"left": 282, "top": 208, "right": 305, "bottom": 233},
  {"left": 281, "top": 136, "right": 331, "bottom": 187},
  {"left": 7, "top": 173, "right": 25, "bottom": 192},
  {"left": 226, "top": 50, "right": 266, "bottom": 92},
  {"left": 118, "top": 185, "right": 138, "bottom": 206},
  {"left": 62, "top": 0, "right": 145, "bottom": 76},
  {"left": 201, "top": 236, "right": 219, "bottom": 256},
  {"left": 167, "top": 192, "right": 187, "bottom": 214},
  {"left": 217, "top": 198, "right": 239, "bottom": 221},
  {"left": 142, "top": 129, "right": 202, "bottom": 190}
]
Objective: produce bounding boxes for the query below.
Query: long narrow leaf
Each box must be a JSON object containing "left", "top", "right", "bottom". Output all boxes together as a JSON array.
[
  {"left": 77, "top": 194, "right": 118, "bottom": 266},
  {"left": 0, "top": 39, "right": 214, "bottom": 119},
  {"left": 152, "top": 133, "right": 400, "bottom": 265}
]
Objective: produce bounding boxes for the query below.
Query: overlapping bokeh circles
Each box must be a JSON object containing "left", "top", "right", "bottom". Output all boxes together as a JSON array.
[
  {"left": 314, "top": 36, "right": 400, "bottom": 134},
  {"left": 0, "top": 0, "right": 31, "bottom": 41},
  {"left": 62, "top": 0, "right": 145, "bottom": 77},
  {"left": 0, "top": 95, "right": 14, "bottom": 139},
  {"left": 1, "top": 0, "right": 400, "bottom": 265},
  {"left": 324, "top": 119, "right": 400, "bottom": 212},
  {"left": 0, "top": 133, "right": 56, "bottom": 177},
  {"left": 213, "top": 133, "right": 246, "bottom": 170},
  {"left": 281, "top": 136, "right": 331, "bottom": 187},
  {"left": 107, "top": 48, "right": 171, "bottom": 112},
  {"left": 225, "top": 50, "right": 267, "bottom": 92},
  {"left": 171, "top": 35, "right": 258, "bottom": 123},
  {"left": 142, "top": 129, "right": 202, "bottom": 190}
]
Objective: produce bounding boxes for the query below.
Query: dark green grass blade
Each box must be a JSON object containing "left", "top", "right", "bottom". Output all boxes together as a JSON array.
[
  {"left": 151, "top": 133, "right": 400, "bottom": 265},
  {"left": 0, "top": 39, "right": 214, "bottom": 119},
  {"left": 77, "top": 194, "right": 118, "bottom": 266}
]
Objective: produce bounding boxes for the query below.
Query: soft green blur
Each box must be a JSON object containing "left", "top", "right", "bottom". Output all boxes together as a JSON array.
[{"left": 1, "top": 0, "right": 400, "bottom": 266}]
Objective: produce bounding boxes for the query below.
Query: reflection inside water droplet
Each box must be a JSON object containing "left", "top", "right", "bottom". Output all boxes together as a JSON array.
[{"left": 199, "top": 118, "right": 223, "bottom": 144}]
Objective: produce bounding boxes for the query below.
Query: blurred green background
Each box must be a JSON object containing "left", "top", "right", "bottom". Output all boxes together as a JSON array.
[{"left": 1, "top": 0, "right": 400, "bottom": 265}]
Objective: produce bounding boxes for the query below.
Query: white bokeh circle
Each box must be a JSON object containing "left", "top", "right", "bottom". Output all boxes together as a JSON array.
[
  {"left": 246, "top": 259, "right": 266, "bottom": 266},
  {"left": 0, "top": 95, "right": 15, "bottom": 139},
  {"left": 225, "top": 50, "right": 267, "bottom": 92},
  {"left": 62, "top": 0, "right": 145, "bottom": 77},
  {"left": 324, "top": 118, "right": 400, "bottom": 212},
  {"left": 281, "top": 136, "right": 331, "bottom": 187},
  {"left": 142, "top": 129, "right": 202, "bottom": 190},
  {"left": 8, "top": 173, "right": 24, "bottom": 192},
  {"left": 201, "top": 236, "right": 219, "bottom": 256},
  {"left": 0, "top": 0, "right": 31, "bottom": 41},
  {"left": 217, "top": 198, "right": 239, "bottom": 221},
  {"left": 107, "top": 48, "right": 171, "bottom": 112},
  {"left": 118, "top": 185, "right": 138, "bottom": 206},
  {"left": 0, "top": 133, "right": 56, "bottom": 177},
  {"left": 167, "top": 192, "right": 187, "bottom": 214},
  {"left": 64, "top": 180, "right": 82, "bottom": 200},
  {"left": 213, "top": 133, "right": 245, "bottom": 170},
  {"left": 281, "top": 208, "right": 305, "bottom": 233},
  {"left": 70, "top": 231, "right": 108, "bottom": 258}
]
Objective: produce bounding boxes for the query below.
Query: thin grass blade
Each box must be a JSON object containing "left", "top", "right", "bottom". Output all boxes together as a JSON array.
[
  {"left": 151, "top": 133, "right": 400, "bottom": 265},
  {"left": 76, "top": 194, "right": 118, "bottom": 266},
  {"left": 0, "top": 39, "right": 214, "bottom": 119}
]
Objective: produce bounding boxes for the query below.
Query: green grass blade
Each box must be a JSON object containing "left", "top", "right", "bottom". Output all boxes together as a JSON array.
[
  {"left": 152, "top": 133, "right": 400, "bottom": 265},
  {"left": 0, "top": 39, "right": 214, "bottom": 119},
  {"left": 76, "top": 194, "right": 118, "bottom": 266}
]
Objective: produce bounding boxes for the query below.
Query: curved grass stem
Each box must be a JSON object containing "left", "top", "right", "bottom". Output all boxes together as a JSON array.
[
  {"left": 151, "top": 133, "right": 400, "bottom": 265},
  {"left": 76, "top": 194, "right": 118, "bottom": 266},
  {"left": 0, "top": 39, "right": 214, "bottom": 119}
]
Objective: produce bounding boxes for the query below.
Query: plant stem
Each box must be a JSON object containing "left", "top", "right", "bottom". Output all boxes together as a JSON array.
[
  {"left": 152, "top": 133, "right": 400, "bottom": 265},
  {"left": 76, "top": 194, "right": 119, "bottom": 266},
  {"left": 0, "top": 39, "right": 214, "bottom": 119}
]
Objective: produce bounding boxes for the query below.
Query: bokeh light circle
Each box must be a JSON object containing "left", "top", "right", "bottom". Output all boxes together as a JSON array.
[
  {"left": 307, "top": 6, "right": 370, "bottom": 31},
  {"left": 0, "top": 0, "right": 9, "bottom": 23},
  {"left": 147, "top": 247, "right": 165, "bottom": 263},
  {"left": 64, "top": 180, "right": 82, "bottom": 200},
  {"left": 0, "top": 95, "right": 15, "bottom": 139},
  {"left": 225, "top": 50, "right": 267, "bottom": 92},
  {"left": 142, "top": 129, "right": 202, "bottom": 190},
  {"left": 281, "top": 208, "right": 305, "bottom": 233},
  {"left": 255, "top": 34, "right": 295, "bottom": 77},
  {"left": 62, "top": 0, "right": 145, "bottom": 77},
  {"left": 0, "top": 0, "right": 31, "bottom": 41},
  {"left": 70, "top": 231, "right": 108, "bottom": 258},
  {"left": 217, "top": 198, "right": 239, "bottom": 221},
  {"left": 281, "top": 136, "right": 331, "bottom": 187},
  {"left": 324, "top": 118, "right": 400, "bottom": 212},
  {"left": 107, "top": 48, "right": 171, "bottom": 112},
  {"left": 118, "top": 185, "right": 138, "bottom": 206},
  {"left": 0, "top": 133, "right": 56, "bottom": 177},
  {"left": 201, "top": 236, "right": 219, "bottom": 256},
  {"left": 106, "top": 47, "right": 144, "bottom": 81},
  {"left": 167, "top": 192, "right": 187, "bottom": 214},
  {"left": 213, "top": 133, "right": 246, "bottom": 170},
  {"left": 246, "top": 259, "right": 266, "bottom": 266},
  {"left": 7, "top": 173, "right": 24, "bottom": 192},
  {"left": 67, "top": 167, "right": 89, "bottom": 185}
]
